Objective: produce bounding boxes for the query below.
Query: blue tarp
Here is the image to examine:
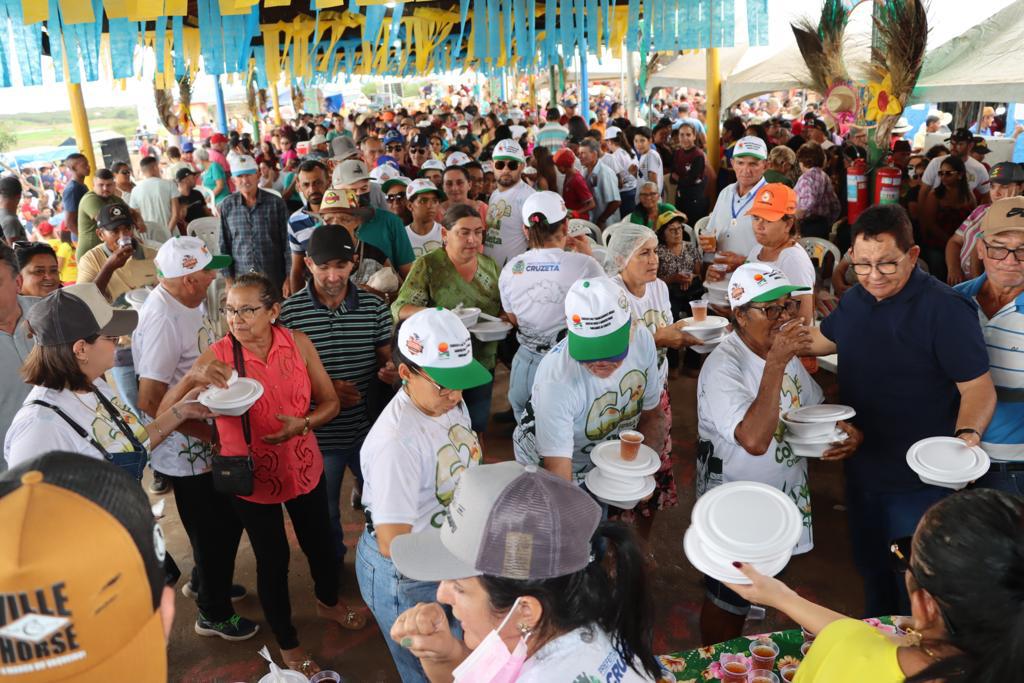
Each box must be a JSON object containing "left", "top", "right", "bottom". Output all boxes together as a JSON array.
[{"left": 1, "top": 145, "right": 78, "bottom": 166}]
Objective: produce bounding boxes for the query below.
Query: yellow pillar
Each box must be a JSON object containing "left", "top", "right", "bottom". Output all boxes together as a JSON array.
[
  {"left": 705, "top": 48, "right": 721, "bottom": 173},
  {"left": 528, "top": 74, "right": 537, "bottom": 111},
  {"left": 270, "top": 83, "right": 283, "bottom": 126},
  {"left": 63, "top": 46, "right": 95, "bottom": 188}
]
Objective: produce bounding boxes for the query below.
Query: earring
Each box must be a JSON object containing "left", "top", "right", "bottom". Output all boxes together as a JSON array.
[
  {"left": 270, "top": 318, "right": 276, "bottom": 324},
  {"left": 517, "top": 623, "right": 531, "bottom": 636}
]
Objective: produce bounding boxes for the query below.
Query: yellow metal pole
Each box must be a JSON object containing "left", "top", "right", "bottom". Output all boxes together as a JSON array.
[
  {"left": 270, "top": 83, "right": 283, "bottom": 126},
  {"left": 705, "top": 48, "right": 721, "bottom": 173},
  {"left": 62, "top": 45, "right": 95, "bottom": 188},
  {"left": 528, "top": 74, "right": 537, "bottom": 111}
]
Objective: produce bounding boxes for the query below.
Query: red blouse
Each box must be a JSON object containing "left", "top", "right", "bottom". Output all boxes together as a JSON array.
[{"left": 211, "top": 325, "right": 323, "bottom": 504}]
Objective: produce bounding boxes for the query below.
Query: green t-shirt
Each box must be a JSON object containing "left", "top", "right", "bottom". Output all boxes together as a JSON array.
[
  {"left": 763, "top": 169, "right": 795, "bottom": 187},
  {"left": 202, "top": 163, "right": 230, "bottom": 204},
  {"left": 76, "top": 193, "right": 129, "bottom": 258},
  {"left": 629, "top": 201, "right": 677, "bottom": 228},
  {"left": 359, "top": 209, "right": 416, "bottom": 269},
  {"left": 391, "top": 248, "right": 502, "bottom": 370}
]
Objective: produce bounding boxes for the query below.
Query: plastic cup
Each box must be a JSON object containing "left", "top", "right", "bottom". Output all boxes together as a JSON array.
[
  {"left": 690, "top": 299, "right": 709, "bottom": 322},
  {"left": 800, "top": 641, "right": 812, "bottom": 658},
  {"left": 893, "top": 616, "right": 913, "bottom": 637},
  {"left": 749, "top": 637, "right": 779, "bottom": 671},
  {"left": 699, "top": 233, "right": 718, "bottom": 253},
  {"left": 780, "top": 665, "right": 798, "bottom": 682},
  {"left": 719, "top": 653, "right": 750, "bottom": 683},
  {"left": 619, "top": 430, "right": 644, "bottom": 461},
  {"left": 748, "top": 672, "right": 779, "bottom": 683},
  {"left": 800, "top": 626, "right": 816, "bottom": 643},
  {"left": 310, "top": 672, "right": 343, "bottom": 683}
]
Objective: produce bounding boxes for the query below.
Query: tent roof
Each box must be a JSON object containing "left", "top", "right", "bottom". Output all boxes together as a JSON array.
[{"left": 911, "top": 0, "right": 1024, "bottom": 103}]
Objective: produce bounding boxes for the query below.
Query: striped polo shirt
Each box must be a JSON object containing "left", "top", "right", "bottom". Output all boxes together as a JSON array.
[
  {"left": 279, "top": 283, "right": 393, "bottom": 449},
  {"left": 287, "top": 207, "right": 320, "bottom": 253},
  {"left": 956, "top": 275, "right": 1024, "bottom": 461}
]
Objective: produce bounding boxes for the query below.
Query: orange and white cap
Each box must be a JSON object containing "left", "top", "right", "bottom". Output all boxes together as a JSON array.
[{"left": 747, "top": 183, "right": 797, "bottom": 221}]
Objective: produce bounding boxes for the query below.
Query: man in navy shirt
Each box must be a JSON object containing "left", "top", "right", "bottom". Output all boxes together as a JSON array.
[
  {"left": 61, "top": 152, "right": 91, "bottom": 238},
  {"left": 808, "top": 204, "right": 995, "bottom": 617}
]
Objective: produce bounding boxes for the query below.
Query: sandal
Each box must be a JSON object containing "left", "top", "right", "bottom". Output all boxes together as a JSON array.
[
  {"left": 316, "top": 599, "right": 369, "bottom": 631},
  {"left": 279, "top": 647, "right": 320, "bottom": 676}
]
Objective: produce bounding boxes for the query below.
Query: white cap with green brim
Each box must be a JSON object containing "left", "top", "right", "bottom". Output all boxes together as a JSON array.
[
  {"left": 564, "top": 277, "right": 632, "bottom": 362},
  {"left": 398, "top": 308, "right": 492, "bottom": 390},
  {"left": 727, "top": 263, "right": 810, "bottom": 308},
  {"left": 493, "top": 139, "right": 525, "bottom": 162},
  {"left": 733, "top": 136, "right": 768, "bottom": 160}
]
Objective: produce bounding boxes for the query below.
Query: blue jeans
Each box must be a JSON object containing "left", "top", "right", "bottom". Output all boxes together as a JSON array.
[
  {"left": 973, "top": 463, "right": 1024, "bottom": 495},
  {"left": 461, "top": 380, "right": 493, "bottom": 434},
  {"left": 110, "top": 363, "right": 140, "bottom": 417},
  {"left": 508, "top": 346, "right": 545, "bottom": 424},
  {"left": 355, "top": 530, "right": 442, "bottom": 683},
  {"left": 322, "top": 445, "right": 363, "bottom": 562},
  {"left": 844, "top": 482, "right": 949, "bottom": 617}
]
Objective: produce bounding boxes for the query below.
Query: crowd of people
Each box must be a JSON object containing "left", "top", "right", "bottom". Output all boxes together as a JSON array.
[{"left": 1, "top": 92, "right": 1023, "bottom": 683}]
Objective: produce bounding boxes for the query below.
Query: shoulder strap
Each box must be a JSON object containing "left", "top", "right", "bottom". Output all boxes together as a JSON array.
[
  {"left": 91, "top": 388, "right": 148, "bottom": 454},
  {"left": 230, "top": 335, "right": 253, "bottom": 452},
  {"left": 29, "top": 399, "right": 114, "bottom": 461}
]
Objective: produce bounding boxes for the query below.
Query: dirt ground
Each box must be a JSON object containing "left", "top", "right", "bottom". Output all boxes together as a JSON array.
[{"left": 159, "top": 366, "right": 863, "bottom": 682}]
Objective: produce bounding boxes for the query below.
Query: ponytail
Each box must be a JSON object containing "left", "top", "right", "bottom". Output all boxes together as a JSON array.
[
  {"left": 480, "top": 521, "right": 660, "bottom": 680},
  {"left": 525, "top": 211, "right": 567, "bottom": 248}
]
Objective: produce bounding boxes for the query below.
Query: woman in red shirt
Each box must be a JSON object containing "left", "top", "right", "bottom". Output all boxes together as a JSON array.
[{"left": 553, "top": 148, "right": 596, "bottom": 219}]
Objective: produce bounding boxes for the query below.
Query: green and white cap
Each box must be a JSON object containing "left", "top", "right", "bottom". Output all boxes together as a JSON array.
[
  {"left": 493, "top": 139, "right": 525, "bottom": 163},
  {"left": 398, "top": 307, "right": 492, "bottom": 390},
  {"left": 564, "top": 277, "right": 631, "bottom": 361},
  {"left": 728, "top": 263, "right": 810, "bottom": 308}
]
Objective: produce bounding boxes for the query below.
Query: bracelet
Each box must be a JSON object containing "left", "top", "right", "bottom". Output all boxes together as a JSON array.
[
  {"left": 301, "top": 416, "right": 311, "bottom": 435},
  {"left": 151, "top": 421, "right": 166, "bottom": 439}
]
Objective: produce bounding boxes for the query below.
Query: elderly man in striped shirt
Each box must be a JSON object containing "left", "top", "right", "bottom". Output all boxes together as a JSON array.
[
  {"left": 955, "top": 196, "right": 1024, "bottom": 493},
  {"left": 279, "top": 224, "right": 398, "bottom": 568}
]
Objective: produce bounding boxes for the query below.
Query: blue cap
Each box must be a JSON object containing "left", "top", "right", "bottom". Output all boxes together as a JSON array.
[
  {"left": 377, "top": 155, "right": 399, "bottom": 169},
  {"left": 181, "top": 141, "right": 195, "bottom": 152},
  {"left": 382, "top": 130, "right": 405, "bottom": 145}
]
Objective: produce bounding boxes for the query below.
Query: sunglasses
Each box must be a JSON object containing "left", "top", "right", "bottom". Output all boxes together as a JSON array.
[
  {"left": 385, "top": 194, "right": 405, "bottom": 202},
  {"left": 494, "top": 160, "right": 520, "bottom": 171},
  {"left": 386, "top": 145, "right": 404, "bottom": 153},
  {"left": 410, "top": 147, "right": 428, "bottom": 154}
]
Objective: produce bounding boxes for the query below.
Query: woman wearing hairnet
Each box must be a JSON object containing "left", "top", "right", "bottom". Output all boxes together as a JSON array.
[{"left": 607, "top": 222, "right": 703, "bottom": 538}]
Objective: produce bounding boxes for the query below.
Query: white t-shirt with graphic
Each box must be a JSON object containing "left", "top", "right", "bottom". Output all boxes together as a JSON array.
[
  {"left": 405, "top": 221, "right": 443, "bottom": 259},
  {"left": 607, "top": 148, "right": 640, "bottom": 192},
  {"left": 516, "top": 626, "right": 658, "bottom": 682},
  {"left": 513, "top": 325, "right": 661, "bottom": 482},
  {"left": 921, "top": 155, "right": 991, "bottom": 195},
  {"left": 499, "top": 248, "right": 604, "bottom": 352},
  {"left": 5, "top": 379, "right": 150, "bottom": 470},
  {"left": 485, "top": 181, "right": 534, "bottom": 268},
  {"left": 696, "top": 333, "right": 824, "bottom": 553},
  {"left": 361, "top": 390, "right": 482, "bottom": 532},
  {"left": 132, "top": 284, "right": 216, "bottom": 477},
  {"left": 613, "top": 275, "right": 672, "bottom": 387},
  {"left": 638, "top": 149, "right": 664, "bottom": 195},
  {"left": 746, "top": 244, "right": 817, "bottom": 294}
]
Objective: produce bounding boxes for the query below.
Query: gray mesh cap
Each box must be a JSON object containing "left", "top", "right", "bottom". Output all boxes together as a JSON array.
[{"left": 391, "top": 461, "right": 602, "bottom": 582}]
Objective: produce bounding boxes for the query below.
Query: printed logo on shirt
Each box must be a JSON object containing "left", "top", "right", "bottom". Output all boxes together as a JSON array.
[
  {"left": 511, "top": 259, "right": 526, "bottom": 274},
  {"left": 525, "top": 263, "right": 560, "bottom": 273},
  {"left": 432, "top": 424, "right": 482, "bottom": 527},
  {"left": 584, "top": 369, "right": 647, "bottom": 440},
  {"left": 0, "top": 582, "right": 84, "bottom": 675}
]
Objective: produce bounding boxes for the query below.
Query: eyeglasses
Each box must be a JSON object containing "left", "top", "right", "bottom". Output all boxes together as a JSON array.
[
  {"left": 386, "top": 194, "right": 406, "bottom": 203},
  {"left": 850, "top": 252, "right": 909, "bottom": 275},
  {"left": 747, "top": 299, "right": 801, "bottom": 320},
  {"left": 219, "top": 305, "right": 264, "bottom": 321},
  {"left": 386, "top": 145, "right": 404, "bottom": 153},
  {"left": 982, "top": 240, "right": 1024, "bottom": 262},
  {"left": 413, "top": 368, "right": 457, "bottom": 397},
  {"left": 410, "top": 147, "right": 428, "bottom": 154},
  {"left": 493, "top": 160, "right": 520, "bottom": 171}
]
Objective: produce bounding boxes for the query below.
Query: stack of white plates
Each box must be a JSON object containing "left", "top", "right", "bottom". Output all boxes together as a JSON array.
[
  {"left": 584, "top": 440, "right": 659, "bottom": 509},
  {"left": 781, "top": 404, "right": 856, "bottom": 458},
  {"left": 683, "top": 481, "right": 801, "bottom": 584},
  {"left": 705, "top": 280, "right": 729, "bottom": 306},
  {"left": 124, "top": 287, "right": 151, "bottom": 311},
  {"left": 198, "top": 377, "right": 264, "bottom": 416},
  {"left": 906, "top": 437, "right": 990, "bottom": 489}
]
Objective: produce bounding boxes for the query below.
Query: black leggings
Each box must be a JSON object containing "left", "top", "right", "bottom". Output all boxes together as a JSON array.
[{"left": 231, "top": 476, "right": 338, "bottom": 649}]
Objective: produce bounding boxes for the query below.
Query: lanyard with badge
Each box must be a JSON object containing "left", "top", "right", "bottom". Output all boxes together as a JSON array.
[{"left": 730, "top": 179, "right": 764, "bottom": 228}]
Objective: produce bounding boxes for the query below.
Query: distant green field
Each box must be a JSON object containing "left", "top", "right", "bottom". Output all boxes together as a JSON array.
[{"left": 0, "top": 107, "right": 138, "bottom": 149}]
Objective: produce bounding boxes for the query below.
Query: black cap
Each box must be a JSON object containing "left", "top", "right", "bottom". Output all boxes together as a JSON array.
[
  {"left": 989, "top": 161, "right": 1024, "bottom": 184},
  {"left": 175, "top": 167, "right": 196, "bottom": 182},
  {"left": 306, "top": 225, "right": 355, "bottom": 265},
  {"left": 97, "top": 203, "right": 133, "bottom": 230},
  {"left": 411, "top": 134, "right": 432, "bottom": 149},
  {"left": 843, "top": 145, "right": 868, "bottom": 161},
  {"left": 973, "top": 142, "right": 991, "bottom": 155},
  {"left": 892, "top": 139, "right": 912, "bottom": 153},
  {"left": 27, "top": 283, "right": 137, "bottom": 346},
  {"left": 946, "top": 128, "right": 974, "bottom": 143},
  {"left": 808, "top": 118, "right": 829, "bottom": 133}
]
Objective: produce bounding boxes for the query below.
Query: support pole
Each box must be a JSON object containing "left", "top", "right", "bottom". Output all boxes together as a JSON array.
[
  {"left": 579, "top": 38, "right": 590, "bottom": 123},
  {"left": 549, "top": 64, "right": 557, "bottom": 105},
  {"left": 213, "top": 75, "right": 229, "bottom": 134},
  {"left": 528, "top": 74, "right": 537, "bottom": 111},
  {"left": 705, "top": 48, "right": 721, "bottom": 173},
  {"left": 624, "top": 50, "right": 637, "bottom": 121},
  {"left": 63, "top": 47, "right": 95, "bottom": 188},
  {"left": 269, "top": 82, "right": 283, "bottom": 126}
]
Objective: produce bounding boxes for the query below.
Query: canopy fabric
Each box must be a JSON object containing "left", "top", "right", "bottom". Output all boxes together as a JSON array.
[
  {"left": 911, "top": 0, "right": 1024, "bottom": 104},
  {"left": 0, "top": 146, "right": 78, "bottom": 166}
]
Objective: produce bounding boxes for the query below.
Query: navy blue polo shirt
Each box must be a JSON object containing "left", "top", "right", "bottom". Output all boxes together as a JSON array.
[{"left": 820, "top": 268, "right": 990, "bottom": 492}]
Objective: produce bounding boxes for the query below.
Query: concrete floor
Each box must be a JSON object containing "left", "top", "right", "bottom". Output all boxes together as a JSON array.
[{"left": 157, "top": 366, "right": 863, "bottom": 682}]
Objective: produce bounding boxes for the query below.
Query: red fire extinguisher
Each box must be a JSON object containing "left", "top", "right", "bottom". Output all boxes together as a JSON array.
[
  {"left": 875, "top": 163, "right": 902, "bottom": 206},
  {"left": 847, "top": 159, "right": 868, "bottom": 224}
]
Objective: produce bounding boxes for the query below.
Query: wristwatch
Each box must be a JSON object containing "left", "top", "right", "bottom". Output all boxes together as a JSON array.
[
  {"left": 953, "top": 428, "right": 979, "bottom": 438},
  {"left": 301, "top": 416, "right": 311, "bottom": 436}
]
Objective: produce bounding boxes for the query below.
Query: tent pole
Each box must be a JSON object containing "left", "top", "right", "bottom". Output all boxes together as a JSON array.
[
  {"left": 62, "top": 44, "right": 95, "bottom": 189},
  {"left": 528, "top": 74, "right": 537, "bottom": 111},
  {"left": 624, "top": 50, "right": 637, "bottom": 120},
  {"left": 214, "top": 75, "right": 229, "bottom": 134},
  {"left": 270, "top": 82, "right": 283, "bottom": 126},
  {"left": 705, "top": 48, "right": 721, "bottom": 173},
  {"left": 549, "top": 65, "right": 557, "bottom": 105}
]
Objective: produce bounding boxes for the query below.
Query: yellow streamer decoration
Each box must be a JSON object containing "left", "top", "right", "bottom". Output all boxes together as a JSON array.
[
  {"left": 165, "top": 0, "right": 189, "bottom": 16},
  {"left": 219, "top": 0, "right": 255, "bottom": 16},
  {"left": 128, "top": 0, "right": 167, "bottom": 21},
  {"left": 20, "top": 0, "right": 47, "bottom": 24},
  {"left": 59, "top": 0, "right": 95, "bottom": 24}
]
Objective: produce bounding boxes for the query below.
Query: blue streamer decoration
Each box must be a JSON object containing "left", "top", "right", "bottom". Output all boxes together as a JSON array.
[
  {"left": 626, "top": 0, "right": 639, "bottom": 52},
  {"left": 710, "top": 0, "right": 733, "bottom": 48},
  {"left": 173, "top": 16, "right": 185, "bottom": 77},
  {"left": 386, "top": 2, "right": 404, "bottom": 68},
  {"left": 197, "top": 0, "right": 223, "bottom": 75},
  {"left": 502, "top": 0, "right": 512, "bottom": 64},
  {"left": 154, "top": 16, "right": 167, "bottom": 75},
  {"left": 473, "top": 0, "right": 485, "bottom": 63},
  {"left": 253, "top": 45, "right": 268, "bottom": 89},
  {"left": 456, "top": 0, "right": 470, "bottom": 57},
  {"left": 600, "top": 0, "right": 609, "bottom": 53},
  {"left": 543, "top": 0, "right": 555, "bottom": 64},
  {"left": 585, "top": 0, "right": 597, "bottom": 57},
  {"left": 47, "top": 0, "right": 64, "bottom": 82},
  {"left": 109, "top": 17, "right": 135, "bottom": 79},
  {"left": 0, "top": 4, "right": 11, "bottom": 88},
  {"left": 574, "top": 0, "right": 585, "bottom": 56},
  {"left": 747, "top": 0, "right": 768, "bottom": 47},
  {"left": 486, "top": 0, "right": 499, "bottom": 66},
  {"left": 4, "top": 0, "right": 43, "bottom": 86},
  {"left": 240, "top": 6, "right": 259, "bottom": 72}
]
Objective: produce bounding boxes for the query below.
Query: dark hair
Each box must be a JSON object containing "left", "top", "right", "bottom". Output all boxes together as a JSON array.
[
  {"left": 479, "top": 521, "right": 659, "bottom": 680},
  {"left": 442, "top": 165, "right": 470, "bottom": 182},
  {"left": 532, "top": 147, "right": 559, "bottom": 191},
  {"left": 851, "top": 204, "right": 915, "bottom": 253},
  {"left": 21, "top": 339, "right": 95, "bottom": 392},
  {"left": 935, "top": 155, "right": 972, "bottom": 203},
  {"left": 139, "top": 156, "right": 158, "bottom": 169},
  {"left": 524, "top": 207, "right": 567, "bottom": 248},
  {"left": 111, "top": 160, "right": 131, "bottom": 174},
  {"left": 0, "top": 176, "right": 21, "bottom": 198},
  {"left": 546, "top": 107, "right": 561, "bottom": 121},
  {"left": 633, "top": 126, "right": 653, "bottom": 141},
  {"left": 441, "top": 203, "right": 481, "bottom": 230},
  {"left": 722, "top": 116, "right": 746, "bottom": 142},
  {"left": 64, "top": 152, "right": 86, "bottom": 164},
  {"left": 567, "top": 116, "right": 589, "bottom": 143},
  {"left": 796, "top": 142, "right": 826, "bottom": 169},
  {"left": 166, "top": 146, "right": 181, "bottom": 160},
  {"left": 926, "top": 144, "right": 950, "bottom": 160},
  {"left": 14, "top": 241, "right": 56, "bottom": 270},
  {"left": 94, "top": 168, "right": 115, "bottom": 181},
  {"left": 745, "top": 123, "right": 770, "bottom": 144},
  {"left": 230, "top": 272, "right": 282, "bottom": 309},
  {"left": 0, "top": 241, "right": 18, "bottom": 276},
  {"left": 297, "top": 159, "right": 329, "bottom": 177},
  {"left": 904, "top": 489, "right": 1024, "bottom": 683}
]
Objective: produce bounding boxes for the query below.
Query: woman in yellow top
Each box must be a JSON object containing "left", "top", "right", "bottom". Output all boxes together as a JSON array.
[{"left": 726, "top": 488, "right": 1023, "bottom": 683}]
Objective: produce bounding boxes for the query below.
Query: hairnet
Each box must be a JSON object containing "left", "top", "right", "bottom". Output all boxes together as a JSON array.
[{"left": 604, "top": 222, "right": 659, "bottom": 276}]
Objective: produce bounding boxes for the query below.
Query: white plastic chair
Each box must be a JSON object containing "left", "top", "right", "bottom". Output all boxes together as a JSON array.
[
  {"left": 206, "top": 276, "right": 228, "bottom": 338},
  {"left": 143, "top": 220, "right": 172, "bottom": 246},
  {"left": 683, "top": 224, "right": 698, "bottom": 246},
  {"left": 195, "top": 185, "right": 217, "bottom": 216},
  {"left": 187, "top": 217, "right": 221, "bottom": 255},
  {"left": 799, "top": 237, "right": 842, "bottom": 290},
  {"left": 694, "top": 215, "right": 712, "bottom": 236},
  {"left": 602, "top": 220, "right": 630, "bottom": 247}
]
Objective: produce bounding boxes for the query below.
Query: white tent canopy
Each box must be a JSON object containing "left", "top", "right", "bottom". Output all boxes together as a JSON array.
[{"left": 911, "top": 0, "right": 1024, "bottom": 104}]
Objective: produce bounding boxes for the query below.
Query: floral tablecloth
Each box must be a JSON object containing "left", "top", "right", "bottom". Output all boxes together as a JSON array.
[{"left": 657, "top": 616, "right": 899, "bottom": 681}]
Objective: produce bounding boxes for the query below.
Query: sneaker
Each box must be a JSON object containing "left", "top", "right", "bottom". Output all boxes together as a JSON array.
[
  {"left": 194, "top": 613, "right": 259, "bottom": 641},
  {"left": 182, "top": 582, "right": 248, "bottom": 603},
  {"left": 148, "top": 473, "right": 169, "bottom": 495}
]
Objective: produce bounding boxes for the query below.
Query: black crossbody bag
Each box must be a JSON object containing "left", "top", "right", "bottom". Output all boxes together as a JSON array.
[{"left": 210, "top": 336, "right": 255, "bottom": 496}]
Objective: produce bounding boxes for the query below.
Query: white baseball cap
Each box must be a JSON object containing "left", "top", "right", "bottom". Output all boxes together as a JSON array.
[
  {"left": 481, "top": 161, "right": 494, "bottom": 173},
  {"left": 603, "top": 125, "right": 622, "bottom": 141},
  {"left": 406, "top": 178, "right": 442, "bottom": 200},
  {"left": 391, "top": 461, "right": 601, "bottom": 582},
  {"left": 154, "top": 235, "right": 232, "bottom": 278},
  {"left": 369, "top": 164, "right": 400, "bottom": 183},
  {"left": 309, "top": 134, "right": 328, "bottom": 147},
  {"left": 564, "top": 277, "right": 632, "bottom": 361},
  {"left": 508, "top": 108, "right": 524, "bottom": 122},
  {"left": 229, "top": 154, "right": 258, "bottom": 176},
  {"left": 522, "top": 190, "right": 567, "bottom": 227},
  {"left": 492, "top": 139, "right": 525, "bottom": 163},
  {"left": 397, "top": 308, "right": 491, "bottom": 390},
  {"left": 733, "top": 136, "right": 768, "bottom": 160},
  {"left": 420, "top": 159, "right": 445, "bottom": 172},
  {"left": 445, "top": 151, "right": 472, "bottom": 167},
  {"left": 727, "top": 263, "right": 810, "bottom": 308}
]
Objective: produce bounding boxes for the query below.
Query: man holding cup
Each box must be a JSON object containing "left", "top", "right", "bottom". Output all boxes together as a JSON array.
[{"left": 701, "top": 136, "right": 768, "bottom": 270}]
